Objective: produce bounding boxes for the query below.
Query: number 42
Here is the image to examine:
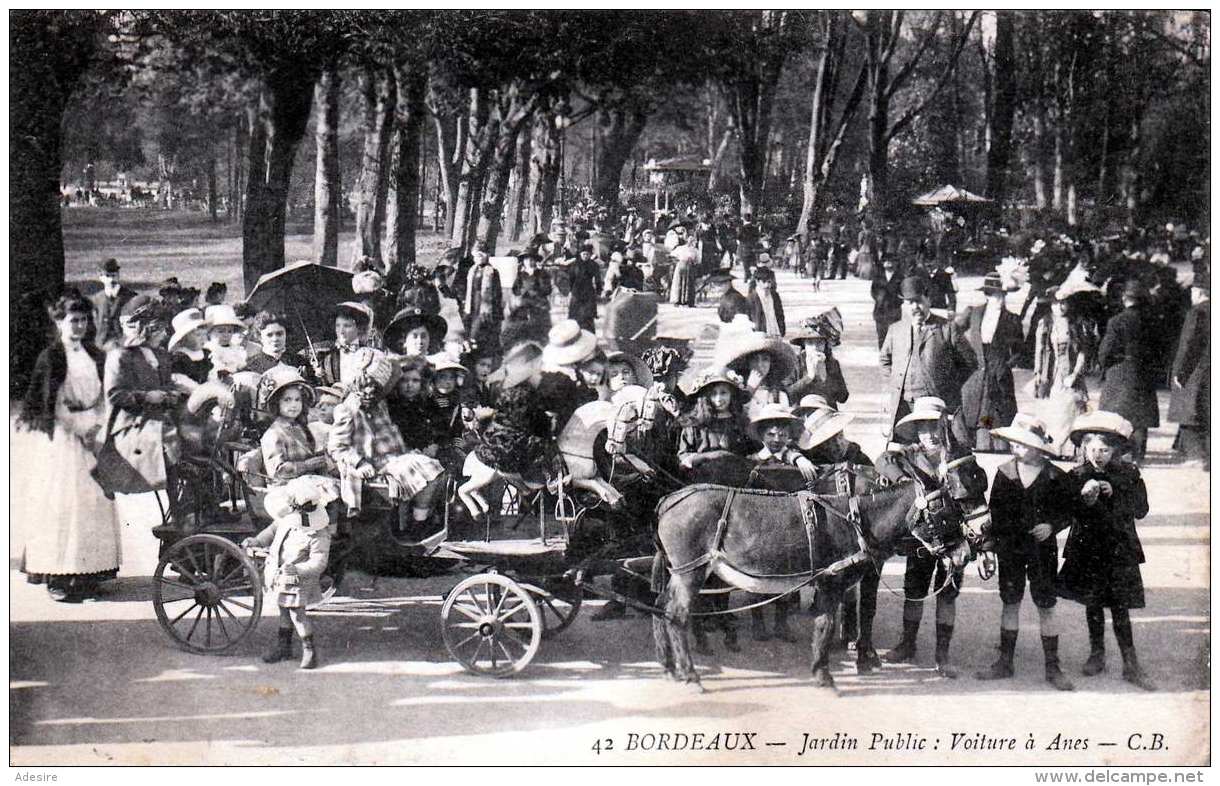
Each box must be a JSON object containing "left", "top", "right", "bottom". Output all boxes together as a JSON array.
[{"left": 592, "top": 738, "right": 614, "bottom": 754}]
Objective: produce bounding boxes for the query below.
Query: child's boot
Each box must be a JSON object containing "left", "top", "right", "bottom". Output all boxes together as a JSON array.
[
  {"left": 1082, "top": 608, "right": 1107, "bottom": 676},
  {"left": 299, "top": 635, "right": 319, "bottom": 670},
  {"left": 934, "top": 623, "right": 958, "bottom": 678},
  {"left": 1042, "top": 635, "right": 1075, "bottom": 691},
  {"left": 262, "top": 627, "right": 294, "bottom": 664},
  {"left": 976, "top": 629, "right": 1017, "bottom": 680},
  {"left": 885, "top": 618, "right": 920, "bottom": 664},
  {"left": 1119, "top": 648, "right": 1155, "bottom": 691}
]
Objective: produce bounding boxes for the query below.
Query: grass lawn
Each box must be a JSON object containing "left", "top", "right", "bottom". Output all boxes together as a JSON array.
[{"left": 61, "top": 208, "right": 454, "bottom": 297}]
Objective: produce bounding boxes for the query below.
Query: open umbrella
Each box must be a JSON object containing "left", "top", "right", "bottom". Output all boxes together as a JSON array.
[{"left": 244, "top": 260, "right": 355, "bottom": 361}]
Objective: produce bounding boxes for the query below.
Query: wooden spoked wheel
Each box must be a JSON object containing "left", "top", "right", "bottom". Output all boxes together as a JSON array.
[
  {"left": 154, "top": 534, "right": 263, "bottom": 655},
  {"left": 520, "top": 579, "right": 583, "bottom": 639},
  {"left": 441, "top": 572, "right": 542, "bottom": 677}
]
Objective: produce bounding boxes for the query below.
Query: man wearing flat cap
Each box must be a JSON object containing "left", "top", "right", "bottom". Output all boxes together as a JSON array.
[
  {"left": 90, "top": 258, "right": 137, "bottom": 350},
  {"left": 878, "top": 275, "right": 976, "bottom": 441}
]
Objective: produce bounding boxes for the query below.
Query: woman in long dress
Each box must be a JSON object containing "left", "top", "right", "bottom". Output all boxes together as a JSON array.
[
  {"left": 16, "top": 292, "right": 121, "bottom": 602},
  {"left": 1033, "top": 289, "right": 1090, "bottom": 456}
]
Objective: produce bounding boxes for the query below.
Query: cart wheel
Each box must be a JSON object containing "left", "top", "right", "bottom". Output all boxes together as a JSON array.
[
  {"left": 441, "top": 573, "right": 542, "bottom": 677},
  {"left": 154, "top": 533, "right": 262, "bottom": 655},
  {"left": 520, "top": 579, "right": 582, "bottom": 639}
]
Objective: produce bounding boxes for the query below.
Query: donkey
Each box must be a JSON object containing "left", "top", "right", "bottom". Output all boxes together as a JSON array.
[{"left": 650, "top": 449, "right": 992, "bottom": 691}]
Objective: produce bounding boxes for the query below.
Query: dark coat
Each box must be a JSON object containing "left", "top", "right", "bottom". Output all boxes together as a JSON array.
[
  {"left": 806, "top": 439, "right": 873, "bottom": 469},
  {"left": 957, "top": 304, "right": 1022, "bottom": 446},
  {"left": 787, "top": 356, "right": 848, "bottom": 406},
  {"left": 104, "top": 345, "right": 178, "bottom": 437},
  {"left": 988, "top": 459, "right": 1071, "bottom": 555},
  {"left": 1098, "top": 306, "right": 1160, "bottom": 429},
  {"left": 878, "top": 314, "right": 977, "bottom": 438},
  {"left": 1056, "top": 462, "right": 1148, "bottom": 609},
  {"left": 90, "top": 286, "right": 137, "bottom": 350},
  {"left": 870, "top": 270, "right": 904, "bottom": 324},
  {"left": 747, "top": 288, "right": 786, "bottom": 336},
  {"left": 20, "top": 341, "right": 107, "bottom": 437},
  {"left": 466, "top": 262, "right": 504, "bottom": 337},
  {"left": 1168, "top": 300, "right": 1209, "bottom": 427},
  {"left": 566, "top": 257, "right": 601, "bottom": 331}
]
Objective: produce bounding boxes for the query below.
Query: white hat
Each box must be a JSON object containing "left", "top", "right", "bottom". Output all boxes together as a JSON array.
[
  {"left": 204, "top": 304, "right": 245, "bottom": 329},
  {"left": 748, "top": 403, "right": 801, "bottom": 443},
  {"left": 1069, "top": 410, "right": 1134, "bottom": 446},
  {"left": 990, "top": 413, "right": 1057, "bottom": 454},
  {"left": 352, "top": 270, "right": 385, "bottom": 294},
  {"left": 798, "top": 408, "right": 855, "bottom": 451},
  {"left": 792, "top": 393, "right": 838, "bottom": 417},
  {"left": 893, "top": 396, "right": 952, "bottom": 443},
  {"left": 264, "top": 475, "right": 339, "bottom": 532},
  {"left": 543, "top": 320, "right": 599, "bottom": 368},
  {"left": 168, "top": 308, "right": 209, "bottom": 352}
]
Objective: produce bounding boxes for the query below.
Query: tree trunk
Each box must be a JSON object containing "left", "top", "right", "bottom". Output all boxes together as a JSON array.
[
  {"left": 450, "top": 87, "right": 494, "bottom": 254},
  {"left": 592, "top": 103, "right": 649, "bottom": 216},
  {"left": 207, "top": 154, "right": 218, "bottom": 222},
  {"left": 504, "top": 117, "right": 532, "bottom": 242},
  {"left": 984, "top": 11, "right": 1016, "bottom": 203},
  {"left": 312, "top": 64, "right": 341, "bottom": 266},
  {"left": 230, "top": 117, "right": 246, "bottom": 224},
  {"left": 727, "top": 11, "right": 789, "bottom": 218},
  {"left": 1032, "top": 102, "right": 1049, "bottom": 210},
  {"left": 242, "top": 71, "right": 316, "bottom": 292},
  {"left": 352, "top": 66, "right": 397, "bottom": 265},
  {"left": 385, "top": 63, "right": 427, "bottom": 287},
  {"left": 432, "top": 105, "right": 463, "bottom": 243},
  {"left": 706, "top": 128, "right": 732, "bottom": 193},
  {"left": 527, "top": 111, "right": 561, "bottom": 236}
]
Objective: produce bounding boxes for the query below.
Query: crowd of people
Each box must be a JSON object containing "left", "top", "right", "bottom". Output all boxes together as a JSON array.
[{"left": 11, "top": 209, "right": 1208, "bottom": 686}]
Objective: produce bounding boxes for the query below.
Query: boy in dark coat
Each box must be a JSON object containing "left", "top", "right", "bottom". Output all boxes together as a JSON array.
[
  {"left": 1056, "top": 411, "right": 1154, "bottom": 691},
  {"left": 976, "top": 414, "right": 1075, "bottom": 690}
]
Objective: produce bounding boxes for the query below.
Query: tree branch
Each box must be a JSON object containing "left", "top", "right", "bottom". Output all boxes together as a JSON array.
[
  {"left": 886, "top": 10, "right": 980, "bottom": 143},
  {"left": 885, "top": 11, "right": 943, "bottom": 99}
]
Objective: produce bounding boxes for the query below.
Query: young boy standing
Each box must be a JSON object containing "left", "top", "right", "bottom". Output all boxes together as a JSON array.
[{"left": 976, "top": 413, "right": 1075, "bottom": 691}]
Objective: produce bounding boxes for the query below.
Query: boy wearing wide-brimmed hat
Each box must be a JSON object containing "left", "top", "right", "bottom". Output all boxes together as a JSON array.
[
  {"left": 1055, "top": 411, "right": 1154, "bottom": 691},
  {"left": 798, "top": 407, "right": 871, "bottom": 469},
  {"left": 976, "top": 413, "right": 1075, "bottom": 690},
  {"left": 875, "top": 396, "right": 965, "bottom": 677}
]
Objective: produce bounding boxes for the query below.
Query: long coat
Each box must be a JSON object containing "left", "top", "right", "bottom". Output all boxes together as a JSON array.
[
  {"left": 90, "top": 286, "right": 137, "bottom": 350},
  {"left": 1168, "top": 300, "right": 1209, "bottom": 427},
  {"left": 878, "top": 315, "right": 977, "bottom": 438},
  {"left": 1098, "top": 305, "right": 1160, "bottom": 429},
  {"left": 869, "top": 270, "right": 905, "bottom": 347},
  {"left": 1056, "top": 462, "right": 1148, "bottom": 609},
  {"left": 957, "top": 304, "right": 1023, "bottom": 448},
  {"left": 566, "top": 257, "right": 601, "bottom": 331},
  {"left": 747, "top": 288, "right": 786, "bottom": 336}
]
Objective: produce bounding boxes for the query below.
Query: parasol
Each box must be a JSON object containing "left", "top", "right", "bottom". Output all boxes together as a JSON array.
[{"left": 244, "top": 260, "right": 355, "bottom": 360}]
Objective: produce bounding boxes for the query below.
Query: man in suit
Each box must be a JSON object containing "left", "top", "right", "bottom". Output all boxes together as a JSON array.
[
  {"left": 1169, "top": 271, "right": 1210, "bottom": 467},
  {"left": 878, "top": 276, "right": 976, "bottom": 441},
  {"left": 870, "top": 256, "right": 905, "bottom": 348},
  {"left": 955, "top": 273, "right": 1024, "bottom": 450},
  {"left": 90, "top": 258, "right": 137, "bottom": 350}
]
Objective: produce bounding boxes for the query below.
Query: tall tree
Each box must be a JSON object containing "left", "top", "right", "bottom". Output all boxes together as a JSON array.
[
  {"left": 312, "top": 62, "right": 342, "bottom": 266},
  {"left": 984, "top": 11, "right": 1018, "bottom": 204},
  {"left": 351, "top": 65, "right": 397, "bottom": 265},
  {"left": 384, "top": 62, "right": 428, "bottom": 283}
]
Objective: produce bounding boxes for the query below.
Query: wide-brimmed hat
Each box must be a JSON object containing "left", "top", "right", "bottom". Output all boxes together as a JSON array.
[
  {"left": 991, "top": 412, "right": 1057, "bottom": 454},
  {"left": 497, "top": 341, "right": 544, "bottom": 388},
  {"left": 748, "top": 403, "right": 801, "bottom": 443},
  {"left": 893, "top": 396, "right": 952, "bottom": 443},
  {"left": 1069, "top": 410, "right": 1133, "bottom": 447},
  {"left": 334, "top": 301, "right": 375, "bottom": 329},
  {"left": 257, "top": 365, "right": 317, "bottom": 413},
  {"left": 204, "top": 304, "right": 245, "bottom": 330},
  {"left": 352, "top": 270, "right": 385, "bottom": 294},
  {"left": 264, "top": 475, "right": 339, "bottom": 532},
  {"left": 315, "top": 384, "right": 345, "bottom": 402},
  {"left": 605, "top": 350, "right": 654, "bottom": 387},
  {"left": 428, "top": 353, "right": 470, "bottom": 380},
  {"left": 792, "top": 393, "right": 838, "bottom": 417},
  {"left": 980, "top": 272, "right": 1006, "bottom": 295},
  {"left": 682, "top": 368, "right": 744, "bottom": 399},
  {"left": 797, "top": 407, "right": 855, "bottom": 451},
  {"left": 899, "top": 276, "right": 929, "bottom": 301},
  {"left": 543, "top": 319, "right": 599, "bottom": 367},
  {"left": 712, "top": 331, "right": 797, "bottom": 385},
  {"left": 789, "top": 310, "right": 843, "bottom": 347},
  {"left": 383, "top": 306, "right": 447, "bottom": 352},
  {"left": 119, "top": 293, "right": 163, "bottom": 324},
  {"left": 167, "top": 308, "right": 209, "bottom": 352}
]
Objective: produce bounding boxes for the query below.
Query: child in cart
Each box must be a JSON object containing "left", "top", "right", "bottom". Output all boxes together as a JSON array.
[
  {"left": 244, "top": 475, "right": 339, "bottom": 669},
  {"left": 257, "top": 367, "right": 333, "bottom": 484}
]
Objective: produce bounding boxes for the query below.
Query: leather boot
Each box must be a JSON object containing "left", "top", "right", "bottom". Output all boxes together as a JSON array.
[
  {"left": 976, "top": 629, "right": 1017, "bottom": 680},
  {"left": 299, "top": 635, "right": 319, "bottom": 670},
  {"left": 1082, "top": 606, "right": 1106, "bottom": 675},
  {"left": 263, "top": 627, "right": 294, "bottom": 664},
  {"left": 1120, "top": 647, "right": 1156, "bottom": 691},
  {"left": 934, "top": 623, "right": 958, "bottom": 678},
  {"left": 1043, "top": 636, "right": 1075, "bottom": 691},
  {"left": 885, "top": 618, "right": 920, "bottom": 663}
]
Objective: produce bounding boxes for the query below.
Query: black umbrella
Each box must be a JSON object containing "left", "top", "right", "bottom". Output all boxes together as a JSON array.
[{"left": 244, "top": 260, "right": 355, "bottom": 361}]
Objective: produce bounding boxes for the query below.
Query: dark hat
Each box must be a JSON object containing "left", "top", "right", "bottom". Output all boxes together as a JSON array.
[
  {"left": 1122, "top": 279, "right": 1150, "bottom": 302},
  {"left": 100, "top": 258, "right": 121, "bottom": 274},
  {"left": 384, "top": 306, "right": 447, "bottom": 352},
  {"left": 120, "top": 293, "right": 162, "bottom": 323},
  {"left": 981, "top": 273, "right": 1005, "bottom": 295},
  {"left": 899, "top": 276, "right": 929, "bottom": 301}
]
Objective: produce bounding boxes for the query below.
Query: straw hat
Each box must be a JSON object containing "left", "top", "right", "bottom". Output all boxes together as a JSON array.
[
  {"left": 893, "top": 396, "right": 952, "bottom": 443},
  {"left": 334, "top": 301, "right": 375, "bottom": 329},
  {"left": 543, "top": 319, "right": 599, "bottom": 367},
  {"left": 167, "top": 308, "right": 209, "bottom": 352},
  {"left": 682, "top": 368, "right": 744, "bottom": 399},
  {"left": 264, "top": 475, "right": 339, "bottom": 532},
  {"left": 792, "top": 393, "right": 838, "bottom": 417},
  {"left": 256, "top": 365, "right": 316, "bottom": 413},
  {"left": 712, "top": 331, "right": 797, "bottom": 384},
  {"left": 383, "top": 306, "right": 447, "bottom": 352},
  {"left": 797, "top": 408, "right": 855, "bottom": 451},
  {"left": 748, "top": 403, "right": 801, "bottom": 443},
  {"left": 605, "top": 350, "right": 654, "bottom": 388},
  {"left": 204, "top": 304, "right": 245, "bottom": 329},
  {"left": 428, "top": 353, "right": 469, "bottom": 380},
  {"left": 990, "top": 413, "right": 1057, "bottom": 454},
  {"left": 1069, "top": 410, "right": 1134, "bottom": 447}
]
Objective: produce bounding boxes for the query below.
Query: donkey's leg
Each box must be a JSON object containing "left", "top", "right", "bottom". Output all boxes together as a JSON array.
[
  {"left": 856, "top": 568, "right": 883, "bottom": 673},
  {"left": 809, "top": 582, "right": 840, "bottom": 690},
  {"left": 652, "top": 585, "right": 676, "bottom": 677},
  {"left": 666, "top": 572, "right": 705, "bottom": 689}
]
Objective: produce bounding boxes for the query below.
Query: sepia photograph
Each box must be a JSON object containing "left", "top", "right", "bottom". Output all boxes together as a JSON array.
[{"left": 7, "top": 9, "right": 1211, "bottom": 770}]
